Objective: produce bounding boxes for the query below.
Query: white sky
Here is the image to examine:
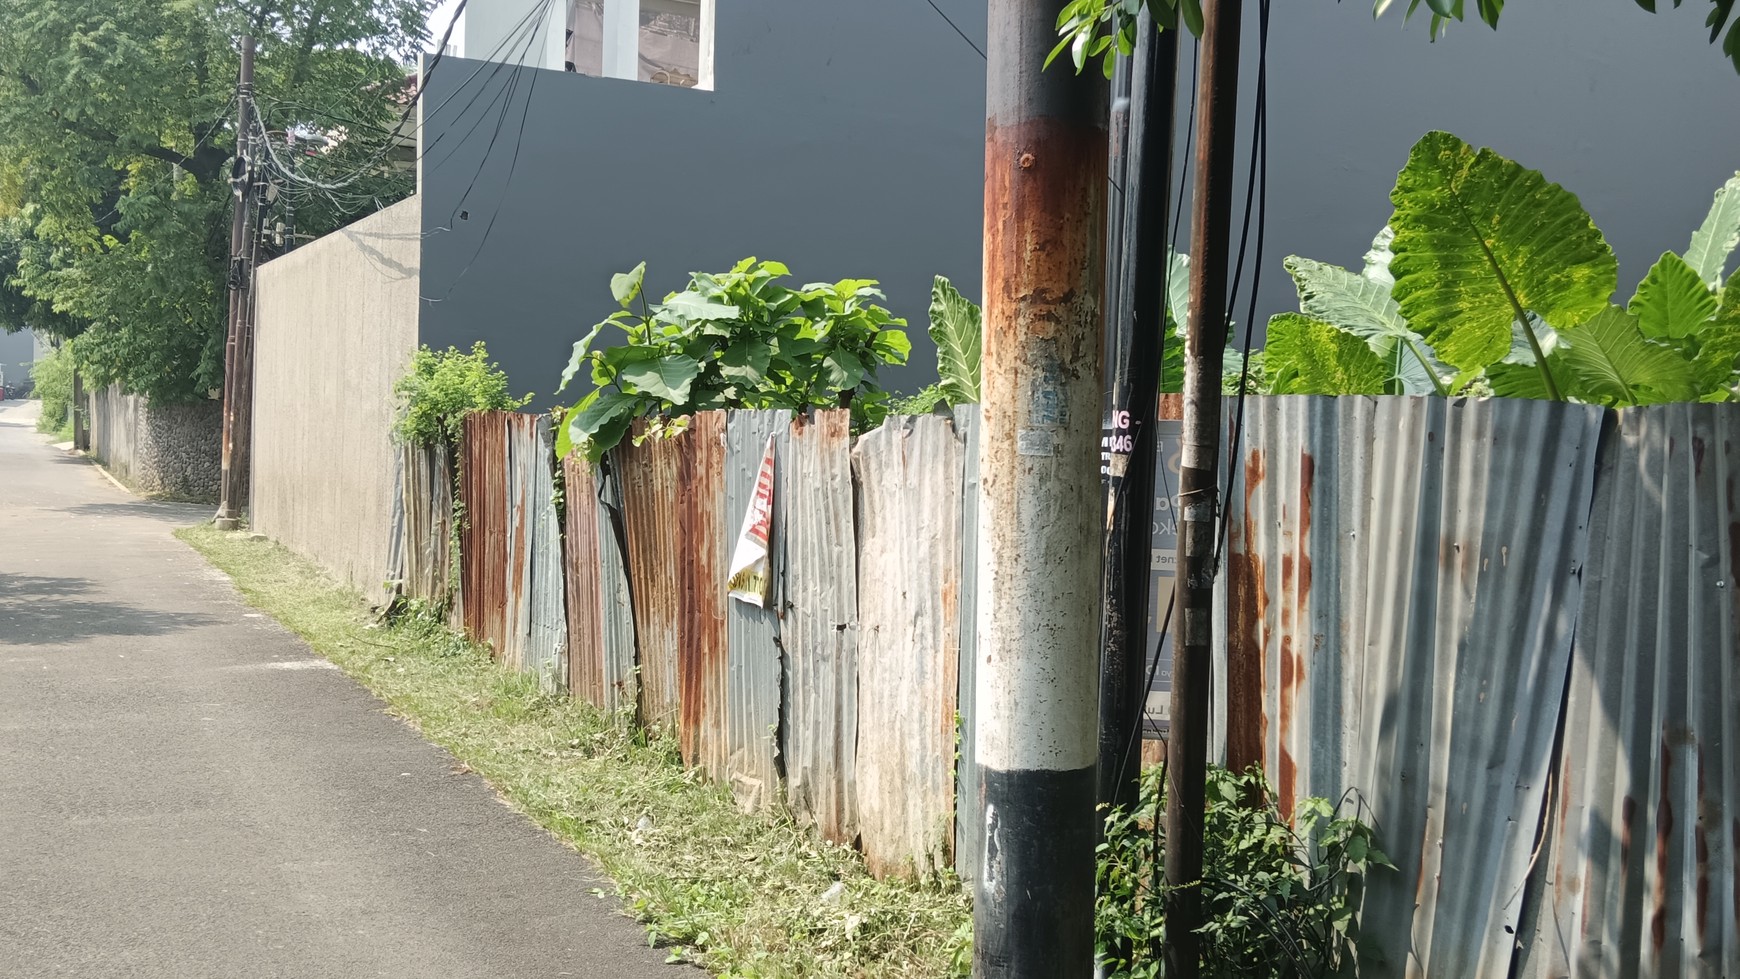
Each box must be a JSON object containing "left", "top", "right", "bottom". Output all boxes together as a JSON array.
[{"left": 429, "top": 0, "right": 465, "bottom": 56}]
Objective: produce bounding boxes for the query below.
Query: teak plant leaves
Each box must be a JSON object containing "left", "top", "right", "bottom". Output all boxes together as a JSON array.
[{"left": 557, "top": 258, "right": 911, "bottom": 461}]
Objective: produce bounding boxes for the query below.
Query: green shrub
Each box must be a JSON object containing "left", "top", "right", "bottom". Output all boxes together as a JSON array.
[
  {"left": 31, "top": 341, "right": 75, "bottom": 437},
  {"left": 393, "top": 342, "right": 530, "bottom": 447},
  {"left": 1096, "top": 764, "right": 1391, "bottom": 979}
]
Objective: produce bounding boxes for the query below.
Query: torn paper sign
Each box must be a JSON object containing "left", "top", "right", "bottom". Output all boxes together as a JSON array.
[{"left": 727, "top": 436, "right": 777, "bottom": 606}]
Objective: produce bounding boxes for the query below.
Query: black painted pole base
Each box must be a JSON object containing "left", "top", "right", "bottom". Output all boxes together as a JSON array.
[{"left": 974, "top": 765, "right": 1097, "bottom": 977}]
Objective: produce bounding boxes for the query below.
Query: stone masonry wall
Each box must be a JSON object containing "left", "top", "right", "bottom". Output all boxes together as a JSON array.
[{"left": 88, "top": 384, "right": 222, "bottom": 501}]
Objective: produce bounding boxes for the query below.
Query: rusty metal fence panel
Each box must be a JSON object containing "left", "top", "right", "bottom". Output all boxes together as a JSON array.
[
  {"left": 595, "top": 460, "right": 639, "bottom": 714},
  {"left": 526, "top": 417, "right": 568, "bottom": 691},
  {"left": 617, "top": 423, "right": 685, "bottom": 731},
  {"left": 1518, "top": 404, "right": 1740, "bottom": 979},
  {"left": 459, "top": 412, "right": 509, "bottom": 657},
  {"left": 782, "top": 409, "right": 859, "bottom": 845},
  {"left": 564, "top": 454, "right": 608, "bottom": 707},
  {"left": 853, "top": 414, "right": 965, "bottom": 879},
  {"left": 725, "top": 410, "right": 790, "bottom": 811},
  {"left": 398, "top": 441, "right": 455, "bottom": 606},
  {"left": 500, "top": 413, "right": 537, "bottom": 672},
  {"left": 1223, "top": 395, "right": 1605, "bottom": 978},
  {"left": 954, "top": 406, "right": 982, "bottom": 882},
  {"left": 679, "top": 411, "right": 729, "bottom": 780}
]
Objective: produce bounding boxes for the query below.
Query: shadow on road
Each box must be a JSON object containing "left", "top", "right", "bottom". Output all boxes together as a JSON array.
[
  {"left": 57, "top": 501, "right": 213, "bottom": 523},
  {"left": 0, "top": 572, "right": 215, "bottom": 646}
]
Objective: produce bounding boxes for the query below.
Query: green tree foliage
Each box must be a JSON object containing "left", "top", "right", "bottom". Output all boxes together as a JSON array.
[
  {"left": 1095, "top": 765, "right": 1393, "bottom": 979},
  {"left": 557, "top": 259, "right": 912, "bottom": 461},
  {"left": 1261, "top": 134, "right": 1740, "bottom": 407},
  {"left": 0, "top": 0, "right": 431, "bottom": 402},
  {"left": 1052, "top": 0, "right": 1740, "bottom": 77},
  {"left": 393, "top": 342, "right": 531, "bottom": 447},
  {"left": 30, "top": 340, "right": 75, "bottom": 436}
]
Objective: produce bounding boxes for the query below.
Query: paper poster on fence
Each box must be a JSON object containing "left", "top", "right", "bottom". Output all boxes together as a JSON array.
[{"left": 728, "top": 436, "right": 777, "bottom": 607}]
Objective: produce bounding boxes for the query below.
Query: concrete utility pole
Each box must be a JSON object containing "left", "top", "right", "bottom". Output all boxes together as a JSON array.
[
  {"left": 216, "top": 35, "right": 256, "bottom": 531},
  {"left": 1168, "top": 1, "right": 1243, "bottom": 976},
  {"left": 974, "top": 0, "right": 1107, "bottom": 974},
  {"left": 1098, "top": 10, "right": 1181, "bottom": 820}
]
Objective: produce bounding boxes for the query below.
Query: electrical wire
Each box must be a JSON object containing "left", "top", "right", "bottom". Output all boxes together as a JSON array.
[{"left": 917, "top": 0, "right": 987, "bottom": 60}]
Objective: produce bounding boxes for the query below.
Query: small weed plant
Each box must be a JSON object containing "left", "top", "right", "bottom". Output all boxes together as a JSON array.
[
  {"left": 1096, "top": 764, "right": 1392, "bottom": 979},
  {"left": 393, "top": 342, "right": 530, "bottom": 447},
  {"left": 31, "top": 340, "right": 75, "bottom": 438}
]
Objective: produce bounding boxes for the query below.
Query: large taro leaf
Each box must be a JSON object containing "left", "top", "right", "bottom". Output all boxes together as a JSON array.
[
  {"left": 1262, "top": 313, "right": 1391, "bottom": 396},
  {"left": 1388, "top": 131, "right": 1617, "bottom": 377},
  {"left": 1685, "top": 171, "right": 1740, "bottom": 289},
  {"left": 928, "top": 275, "right": 981, "bottom": 405},
  {"left": 1556, "top": 305, "right": 1699, "bottom": 407},
  {"left": 1284, "top": 255, "right": 1445, "bottom": 395},
  {"left": 1631, "top": 251, "right": 1719, "bottom": 341}
]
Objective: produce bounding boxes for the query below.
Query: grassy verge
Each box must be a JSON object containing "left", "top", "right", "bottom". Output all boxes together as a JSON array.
[
  {"left": 37, "top": 413, "right": 72, "bottom": 443},
  {"left": 177, "top": 525, "right": 972, "bottom": 978}
]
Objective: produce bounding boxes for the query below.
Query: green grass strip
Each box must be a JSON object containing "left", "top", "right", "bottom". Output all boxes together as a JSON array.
[{"left": 177, "top": 525, "right": 972, "bottom": 978}]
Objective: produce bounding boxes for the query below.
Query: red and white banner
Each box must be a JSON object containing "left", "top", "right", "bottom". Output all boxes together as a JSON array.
[{"left": 727, "top": 436, "right": 777, "bottom": 606}]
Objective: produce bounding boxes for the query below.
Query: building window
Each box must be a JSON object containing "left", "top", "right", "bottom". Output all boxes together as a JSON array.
[{"left": 566, "top": 0, "right": 714, "bottom": 90}]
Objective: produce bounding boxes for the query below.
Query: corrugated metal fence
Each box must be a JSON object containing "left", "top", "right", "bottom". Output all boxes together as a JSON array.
[{"left": 399, "top": 397, "right": 1737, "bottom": 973}]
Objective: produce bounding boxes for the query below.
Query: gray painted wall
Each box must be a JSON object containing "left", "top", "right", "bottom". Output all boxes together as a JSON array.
[
  {"left": 418, "top": 0, "right": 1740, "bottom": 406},
  {"left": 416, "top": 0, "right": 988, "bottom": 407},
  {"left": 253, "top": 196, "right": 422, "bottom": 604}
]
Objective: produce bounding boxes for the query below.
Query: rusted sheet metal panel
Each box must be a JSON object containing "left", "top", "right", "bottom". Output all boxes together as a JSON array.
[
  {"left": 955, "top": 406, "right": 982, "bottom": 881},
  {"left": 499, "top": 412, "right": 538, "bottom": 673},
  {"left": 399, "top": 441, "right": 453, "bottom": 606},
  {"left": 563, "top": 454, "right": 608, "bottom": 707},
  {"left": 679, "top": 411, "right": 730, "bottom": 779},
  {"left": 725, "top": 410, "right": 790, "bottom": 811},
  {"left": 853, "top": 414, "right": 965, "bottom": 879},
  {"left": 459, "top": 411, "right": 510, "bottom": 658},
  {"left": 782, "top": 409, "right": 859, "bottom": 845},
  {"left": 617, "top": 422, "right": 685, "bottom": 731},
  {"left": 1224, "top": 395, "right": 1604, "bottom": 978},
  {"left": 595, "top": 462, "right": 638, "bottom": 714},
  {"left": 526, "top": 417, "right": 568, "bottom": 691},
  {"left": 1518, "top": 404, "right": 1740, "bottom": 979}
]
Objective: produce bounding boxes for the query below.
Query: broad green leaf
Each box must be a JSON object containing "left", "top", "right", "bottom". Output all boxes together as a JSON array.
[
  {"left": 1557, "top": 305, "right": 1699, "bottom": 406},
  {"left": 610, "top": 262, "right": 646, "bottom": 308},
  {"left": 1500, "top": 314, "right": 1561, "bottom": 366},
  {"left": 559, "top": 319, "right": 610, "bottom": 393},
  {"left": 1389, "top": 131, "right": 1617, "bottom": 374},
  {"left": 1363, "top": 226, "right": 1396, "bottom": 288},
  {"left": 618, "top": 354, "right": 703, "bottom": 403},
  {"left": 872, "top": 328, "right": 913, "bottom": 364},
  {"left": 1284, "top": 255, "right": 1445, "bottom": 394},
  {"left": 929, "top": 275, "right": 982, "bottom": 405},
  {"left": 821, "top": 350, "right": 866, "bottom": 391},
  {"left": 661, "top": 292, "right": 740, "bottom": 322},
  {"left": 1684, "top": 171, "right": 1740, "bottom": 288},
  {"left": 1487, "top": 358, "right": 1564, "bottom": 400},
  {"left": 1178, "top": 0, "right": 1204, "bottom": 36},
  {"left": 1693, "top": 324, "right": 1740, "bottom": 393},
  {"left": 717, "top": 340, "right": 771, "bottom": 385},
  {"left": 1261, "top": 314, "right": 1391, "bottom": 396},
  {"left": 1166, "top": 249, "right": 1192, "bottom": 331},
  {"left": 554, "top": 407, "right": 576, "bottom": 459},
  {"left": 1719, "top": 271, "right": 1740, "bottom": 328},
  {"left": 570, "top": 389, "right": 641, "bottom": 437},
  {"left": 583, "top": 413, "right": 636, "bottom": 463},
  {"left": 1631, "top": 251, "right": 1719, "bottom": 340}
]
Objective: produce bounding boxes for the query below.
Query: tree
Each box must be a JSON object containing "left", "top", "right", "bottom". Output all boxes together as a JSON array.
[
  {"left": 1053, "top": 0, "right": 1740, "bottom": 77},
  {"left": 0, "top": 0, "right": 432, "bottom": 402}
]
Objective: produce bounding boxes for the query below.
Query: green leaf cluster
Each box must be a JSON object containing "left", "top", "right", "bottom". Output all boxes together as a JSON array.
[
  {"left": 393, "top": 342, "right": 531, "bottom": 447},
  {"left": 1258, "top": 133, "right": 1740, "bottom": 407},
  {"left": 1096, "top": 764, "right": 1393, "bottom": 978},
  {"left": 558, "top": 259, "right": 913, "bottom": 461},
  {"left": 1051, "top": 0, "right": 1740, "bottom": 77},
  {"left": 30, "top": 338, "right": 75, "bottom": 434}
]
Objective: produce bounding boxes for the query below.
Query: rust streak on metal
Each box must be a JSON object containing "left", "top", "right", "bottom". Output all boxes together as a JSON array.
[
  {"left": 1654, "top": 737, "right": 1674, "bottom": 952},
  {"left": 563, "top": 456, "right": 606, "bottom": 707},
  {"left": 618, "top": 421, "right": 685, "bottom": 732},
  {"left": 1226, "top": 448, "right": 1267, "bottom": 777},
  {"left": 678, "top": 411, "right": 729, "bottom": 780}
]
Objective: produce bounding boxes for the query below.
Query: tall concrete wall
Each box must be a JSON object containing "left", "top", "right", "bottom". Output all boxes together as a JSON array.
[
  {"left": 252, "top": 196, "right": 422, "bottom": 604},
  {"left": 87, "top": 384, "right": 222, "bottom": 500}
]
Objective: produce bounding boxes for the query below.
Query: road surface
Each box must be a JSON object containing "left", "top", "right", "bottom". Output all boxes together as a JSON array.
[{"left": 0, "top": 399, "right": 677, "bottom": 978}]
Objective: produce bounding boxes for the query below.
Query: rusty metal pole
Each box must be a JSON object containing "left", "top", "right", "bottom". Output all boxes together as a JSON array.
[
  {"left": 974, "top": 0, "right": 1108, "bottom": 974},
  {"left": 216, "top": 35, "right": 255, "bottom": 529},
  {"left": 1098, "top": 10, "right": 1181, "bottom": 819},
  {"left": 1167, "top": 1, "right": 1243, "bottom": 977}
]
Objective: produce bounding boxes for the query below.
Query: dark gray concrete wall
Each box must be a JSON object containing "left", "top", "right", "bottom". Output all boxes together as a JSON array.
[
  {"left": 418, "top": 0, "right": 1740, "bottom": 406},
  {"left": 416, "top": 0, "right": 988, "bottom": 407}
]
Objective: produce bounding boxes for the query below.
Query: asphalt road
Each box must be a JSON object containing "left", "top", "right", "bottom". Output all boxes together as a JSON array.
[{"left": 0, "top": 400, "right": 678, "bottom": 978}]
